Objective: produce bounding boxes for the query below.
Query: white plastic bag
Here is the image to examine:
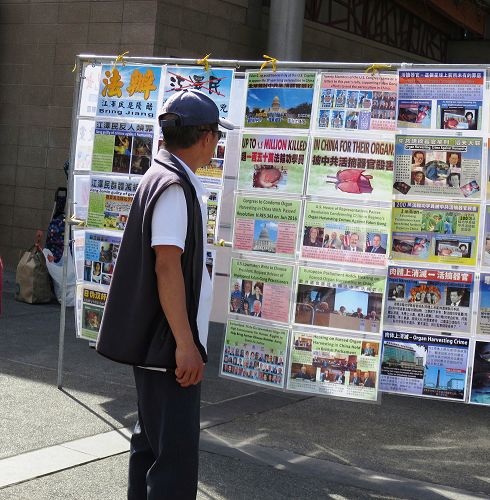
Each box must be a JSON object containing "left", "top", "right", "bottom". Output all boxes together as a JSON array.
[{"left": 43, "top": 248, "right": 76, "bottom": 307}]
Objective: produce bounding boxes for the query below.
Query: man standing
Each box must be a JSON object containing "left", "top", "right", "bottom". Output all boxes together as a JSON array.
[{"left": 96, "top": 90, "right": 234, "bottom": 499}]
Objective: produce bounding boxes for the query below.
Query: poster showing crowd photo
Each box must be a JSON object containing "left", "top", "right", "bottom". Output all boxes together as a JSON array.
[
  {"left": 96, "top": 64, "right": 163, "bottom": 121},
  {"left": 221, "top": 320, "right": 288, "bottom": 389},
  {"left": 301, "top": 201, "right": 390, "bottom": 267},
  {"left": 391, "top": 200, "right": 479, "bottom": 266},
  {"left": 477, "top": 274, "right": 490, "bottom": 336},
  {"left": 196, "top": 133, "right": 227, "bottom": 186},
  {"left": 229, "top": 258, "right": 294, "bottom": 323},
  {"left": 385, "top": 266, "right": 474, "bottom": 333},
  {"left": 294, "top": 266, "right": 386, "bottom": 334},
  {"left": 82, "top": 231, "right": 122, "bottom": 287},
  {"left": 91, "top": 121, "right": 154, "bottom": 175},
  {"left": 244, "top": 71, "right": 316, "bottom": 129},
  {"left": 315, "top": 72, "right": 397, "bottom": 131},
  {"left": 238, "top": 133, "right": 308, "bottom": 195},
  {"left": 206, "top": 190, "right": 221, "bottom": 245},
  {"left": 76, "top": 284, "right": 108, "bottom": 341},
  {"left": 162, "top": 66, "right": 234, "bottom": 121},
  {"left": 397, "top": 70, "right": 484, "bottom": 131},
  {"left": 469, "top": 341, "right": 490, "bottom": 406},
  {"left": 87, "top": 175, "right": 140, "bottom": 231},
  {"left": 233, "top": 196, "right": 301, "bottom": 258},
  {"left": 287, "top": 331, "right": 380, "bottom": 401},
  {"left": 393, "top": 136, "right": 483, "bottom": 199},
  {"left": 306, "top": 135, "right": 394, "bottom": 201},
  {"left": 380, "top": 330, "right": 470, "bottom": 401}
]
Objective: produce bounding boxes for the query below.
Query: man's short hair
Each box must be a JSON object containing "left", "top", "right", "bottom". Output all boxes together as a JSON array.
[{"left": 162, "top": 114, "right": 218, "bottom": 149}]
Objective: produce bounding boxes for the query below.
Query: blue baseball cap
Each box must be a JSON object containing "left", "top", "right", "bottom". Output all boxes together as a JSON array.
[{"left": 159, "top": 89, "right": 235, "bottom": 130}]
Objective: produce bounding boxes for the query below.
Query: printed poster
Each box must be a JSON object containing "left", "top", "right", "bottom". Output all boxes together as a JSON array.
[
  {"left": 196, "top": 132, "right": 227, "bottom": 186},
  {"left": 482, "top": 205, "right": 490, "bottom": 266},
  {"left": 301, "top": 201, "right": 390, "bottom": 267},
  {"left": 76, "top": 284, "right": 108, "bottom": 341},
  {"left": 307, "top": 135, "right": 394, "bottom": 201},
  {"left": 92, "top": 121, "right": 154, "bottom": 175},
  {"left": 206, "top": 249, "right": 216, "bottom": 286},
  {"left": 96, "top": 64, "right": 163, "bottom": 120},
  {"left": 391, "top": 200, "right": 479, "bottom": 265},
  {"left": 393, "top": 135, "right": 482, "bottom": 199},
  {"left": 79, "top": 63, "right": 102, "bottom": 117},
  {"left": 206, "top": 189, "right": 221, "bottom": 245},
  {"left": 478, "top": 274, "right": 490, "bottom": 336},
  {"left": 380, "top": 330, "right": 470, "bottom": 401},
  {"left": 229, "top": 258, "right": 294, "bottom": 323},
  {"left": 162, "top": 66, "right": 234, "bottom": 120},
  {"left": 74, "top": 120, "right": 95, "bottom": 171},
  {"left": 385, "top": 266, "right": 474, "bottom": 333},
  {"left": 73, "top": 175, "right": 90, "bottom": 220},
  {"left": 73, "top": 228, "right": 85, "bottom": 282},
  {"left": 316, "top": 72, "right": 397, "bottom": 131},
  {"left": 87, "top": 175, "right": 140, "bottom": 230},
  {"left": 233, "top": 196, "right": 301, "bottom": 258},
  {"left": 221, "top": 319, "right": 288, "bottom": 389},
  {"left": 238, "top": 133, "right": 308, "bottom": 195},
  {"left": 294, "top": 266, "right": 386, "bottom": 334},
  {"left": 287, "top": 331, "right": 380, "bottom": 401},
  {"left": 244, "top": 71, "right": 316, "bottom": 129},
  {"left": 83, "top": 230, "right": 122, "bottom": 287},
  {"left": 397, "top": 70, "right": 484, "bottom": 130},
  {"left": 469, "top": 341, "right": 490, "bottom": 406}
]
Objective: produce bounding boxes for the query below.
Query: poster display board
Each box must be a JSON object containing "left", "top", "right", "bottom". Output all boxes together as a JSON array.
[
  {"left": 393, "top": 135, "right": 483, "bottom": 198},
  {"left": 221, "top": 319, "right": 288, "bottom": 388},
  {"left": 301, "top": 201, "right": 390, "bottom": 266},
  {"left": 391, "top": 200, "right": 480, "bottom": 265},
  {"left": 397, "top": 70, "right": 484, "bottom": 130},
  {"left": 286, "top": 330, "right": 381, "bottom": 401},
  {"left": 315, "top": 72, "right": 398, "bottom": 131},
  {"left": 385, "top": 266, "right": 474, "bottom": 333},
  {"left": 380, "top": 330, "right": 470, "bottom": 401},
  {"left": 233, "top": 195, "right": 301, "bottom": 258},
  {"left": 294, "top": 266, "right": 386, "bottom": 333},
  {"left": 469, "top": 341, "right": 490, "bottom": 406}
]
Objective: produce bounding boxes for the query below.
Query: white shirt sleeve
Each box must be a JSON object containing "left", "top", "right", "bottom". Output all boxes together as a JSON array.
[{"left": 151, "top": 184, "right": 187, "bottom": 249}]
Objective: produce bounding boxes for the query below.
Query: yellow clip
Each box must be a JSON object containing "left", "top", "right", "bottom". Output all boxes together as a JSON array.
[
  {"left": 72, "top": 63, "right": 77, "bottom": 73},
  {"left": 259, "top": 54, "right": 278, "bottom": 73},
  {"left": 197, "top": 54, "right": 211, "bottom": 72},
  {"left": 365, "top": 63, "right": 392, "bottom": 75},
  {"left": 70, "top": 215, "right": 86, "bottom": 227},
  {"left": 113, "top": 51, "right": 129, "bottom": 68}
]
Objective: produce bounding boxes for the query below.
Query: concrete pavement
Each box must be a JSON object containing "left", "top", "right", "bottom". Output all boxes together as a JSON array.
[{"left": 0, "top": 269, "right": 489, "bottom": 499}]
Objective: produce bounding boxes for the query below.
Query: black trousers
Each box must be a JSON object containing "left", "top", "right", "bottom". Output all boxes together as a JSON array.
[{"left": 128, "top": 367, "right": 201, "bottom": 500}]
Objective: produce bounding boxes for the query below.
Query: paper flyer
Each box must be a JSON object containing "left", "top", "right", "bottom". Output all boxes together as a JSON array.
[
  {"left": 87, "top": 175, "right": 139, "bottom": 230},
  {"left": 76, "top": 283, "right": 108, "bottom": 341},
  {"left": 391, "top": 200, "right": 479, "bottom": 265},
  {"left": 196, "top": 133, "right": 227, "bottom": 186},
  {"left": 393, "top": 135, "right": 482, "bottom": 199},
  {"left": 301, "top": 201, "right": 390, "bottom": 267},
  {"left": 206, "top": 249, "right": 216, "bottom": 286},
  {"left": 316, "top": 72, "right": 397, "bottom": 131},
  {"left": 91, "top": 120, "right": 154, "bottom": 175},
  {"left": 244, "top": 71, "right": 316, "bottom": 129},
  {"left": 469, "top": 341, "right": 490, "bottom": 406},
  {"left": 79, "top": 63, "right": 102, "bottom": 117},
  {"left": 482, "top": 205, "right": 490, "bottom": 266},
  {"left": 385, "top": 266, "right": 474, "bottom": 333},
  {"left": 74, "top": 120, "right": 95, "bottom": 171},
  {"left": 397, "top": 70, "right": 484, "bottom": 130},
  {"left": 233, "top": 196, "right": 301, "bottom": 258},
  {"left": 286, "top": 331, "right": 380, "bottom": 401},
  {"left": 294, "top": 266, "right": 386, "bottom": 334},
  {"left": 306, "top": 135, "right": 394, "bottom": 201},
  {"left": 380, "top": 330, "right": 470, "bottom": 401},
  {"left": 96, "top": 64, "right": 163, "bottom": 121},
  {"left": 221, "top": 319, "right": 288, "bottom": 388},
  {"left": 229, "top": 258, "right": 294, "bottom": 323},
  {"left": 206, "top": 189, "right": 221, "bottom": 245},
  {"left": 237, "top": 133, "right": 308, "bottom": 195},
  {"left": 73, "top": 229, "right": 85, "bottom": 282},
  {"left": 82, "top": 230, "right": 122, "bottom": 287},
  {"left": 73, "top": 175, "right": 90, "bottom": 220},
  {"left": 162, "top": 66, "right": 234, "bottom": 120},
  {"left": 477, "top": 274, "right": 490, "bottom": 336}
]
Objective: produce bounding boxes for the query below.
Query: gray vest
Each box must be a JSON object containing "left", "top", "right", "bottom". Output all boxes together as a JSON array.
[{"left": 96, "top": 150, "right": 205, "bottom": 368}]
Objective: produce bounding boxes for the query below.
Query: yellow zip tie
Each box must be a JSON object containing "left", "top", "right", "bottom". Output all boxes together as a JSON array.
[
  {"left": 69, "top": 215, "right": 86, "bottom": 227},
  {"left": 259, "top": 54, "right": 278, "bottom": 73},
  {"left": 365, "top": 63, "right": 392, "bottom": 75},
  {"left": 196, "top": 54, "right": 211, "bottom": 72},
  {"left": 113, "top": 51, "right": 129, "bottom": 68},
  {"left": 72, "top": 63, "right": 77, "bottom": 73}
]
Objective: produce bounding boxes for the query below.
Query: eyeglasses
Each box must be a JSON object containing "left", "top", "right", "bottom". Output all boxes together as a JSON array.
[{"left": 199, "top": 128, "right": 223, "bottom": 140}]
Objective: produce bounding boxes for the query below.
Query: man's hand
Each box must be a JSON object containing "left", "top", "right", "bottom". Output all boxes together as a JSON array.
[{"left": 175, "top": 341, "right": 205, "bottom": 387}]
